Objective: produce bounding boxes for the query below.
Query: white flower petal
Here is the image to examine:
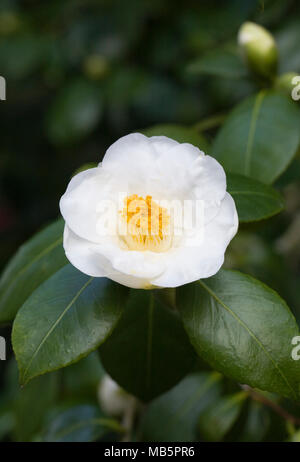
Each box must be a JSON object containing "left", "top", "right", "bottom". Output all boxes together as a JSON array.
[
  {"left": 93, "top": 244, "right": 165, "bottom": 281},
  {"left": 193, "top": 155, "right": 227, "bottom": 203},
  {"left": 102, "top": 133, "right": 162, "bottom": 197},
  {"left": 63, "top": 226, "right": 161, "bottom": 288},
  {"left": 102, "top": 133, "right": 155, "bottom": 173},
  {"left": 150, "top": 143, "right": 203, "bottom": 199},
  {"left": 159, "top": 141, "right": 204, "bottom": 166},
  {"left": 63, "top": 225, "right": 111, "bottom": 277},
  {"left": 193, "top": 155, "right": 227, "bottom": 225},
  {"left": 148, "top": 135, "right": 179, "bottom": 154},
  {"left": 106, "top": 271, "right": 154, "bottom": 289},
  {"left": 150, "top": 193, "right": 238, "bottom": 287},
  {"left": 60, "top": 166, "right": 117, "bottom": 244}
]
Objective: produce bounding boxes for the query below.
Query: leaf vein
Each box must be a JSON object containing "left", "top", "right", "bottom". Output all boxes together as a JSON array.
[
  {"left": 21, "top": 276, "right": 93, "bottom": 383},
  {"left": 197, "top": 280, "right": 296, "bottom": 400},
  {"left": 244, "top": 91, "right": 266, "bottom": 176},
  {"left": 146, "top": 294, "right": 154, "bottom": 392}
]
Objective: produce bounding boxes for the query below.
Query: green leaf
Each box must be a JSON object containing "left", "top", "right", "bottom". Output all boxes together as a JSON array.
[
  {"left": 186, "top": 48, "right": 248, "bottom": 79},
  {"left": 276, "top": 19, "right": 300, "bottom": 74},
  {"left": 0, "top": 411, "right": 14, "bottom": 440},
  {"left": 178, "top": 270, "right": 300, "bottom": 401},
  {"left": 0, "top": 35, "right": 46, "bottom": 80},
  {"left": 0, "top": 219, "right": 67, "bottom": 324},
  {"left": 212, "top": 91, "right": 300, "bottom": 184},
  {"left": 238, "top": 401, "right": 270, "bottom": 442},
  {"left": 142, "top": 124, "right": 210, "bottom": 153},
  {"left": 46, "top": 78, "right": 102, "bottom": 145},
  {"left": 227, "top": 172, "right": 284, "bottom": 222},
  {"left": 198, "top": 392, "right": 247, "bottom": 442},
  {"left": 43, "top": 405, "right": 122, "bottom": 442},
  {"left": 141, "top": 372, "right": 222, "bottom": 442},
  {"left": 62, "top": 352, "right": 105, "bottom": 400},
  {"left": 287, "top": 429, "right": 300, "bottom": 442},
  {"left": 99, "top": 290, "right": 197, "bottom": 402},
  {"left": 14, "top": 372, "right": 59, "bottom": 442},
  {"left": 12, "top": 264, "right": 127, "bottom": 385}
]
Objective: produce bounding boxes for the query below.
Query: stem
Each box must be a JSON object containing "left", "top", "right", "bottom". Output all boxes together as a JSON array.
[
  {"left": 121, "top": 397, "right": 138, "bottom": 442},
  {"left": 193, "top": 113, "right": 227, "bottom": 132},
  {"left": 241, "top": 384, "right": 300, "bottom": 426}
]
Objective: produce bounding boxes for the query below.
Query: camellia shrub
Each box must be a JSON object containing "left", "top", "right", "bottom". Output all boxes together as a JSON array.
[{"left": 1, "top": 13, "right": 300, "bottom": 442}]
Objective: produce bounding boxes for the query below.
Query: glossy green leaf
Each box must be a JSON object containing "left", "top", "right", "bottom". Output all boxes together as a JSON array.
[
  {"left": 99, "top": 290, "right": 197, "bottom": 402},
  {"left": 142, "top": 124, "right": 210, "bottom": 153},
  {"left": 186, "top": 48, "right": 247, "bottom": 79},
  {"left": 178, "top": 270, "right": 300, "bottom": 401},
  {"left": 43, "top": 405, "right": 122, "bottom": 442},
  {"left": 46, "top": 78, "right": 102, "bottom": 145},
  {"left": 198, "top": 392, "right": 247, "bottom": 441},
  {"left": 0, "top": 219, "right": 66, "bottom": 324},
  {"left": 212, "top": 91, "right": 300, "bottom": 184},
  {"left": 227, "top": 173, "right": 284, "bottom": 222},
  {"left": 12, "top": 264, "right": 127, "bottom": 385},
  {"left": 141, "top": 372, "right": 222, "bottom": 442}
]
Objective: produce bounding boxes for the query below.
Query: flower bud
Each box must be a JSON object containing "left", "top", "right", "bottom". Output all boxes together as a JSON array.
[
  {"left": 98, "top": 375, "right": 131, "bottom": 417},
  {"left": 238, "top": 22, "right": 278, "bottom": 79}
]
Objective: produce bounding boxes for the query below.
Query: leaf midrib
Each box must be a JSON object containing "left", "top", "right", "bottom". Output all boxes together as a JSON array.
[
  {"left": 146, "top": 294, "right": 154, "bottom": 392},
  {"left": 197, "top": 280, "right": 297, "bottom": 400},
  {"left": 21, "top": 276, "right": 93, "bottom": 384},
  {"left": 244, "top": 91, "right": 266, "bottom": 176}
]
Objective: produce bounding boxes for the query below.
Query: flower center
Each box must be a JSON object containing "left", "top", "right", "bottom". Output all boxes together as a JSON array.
[{"left": 120, "top": 194, "right": 172, "bottom": 252}]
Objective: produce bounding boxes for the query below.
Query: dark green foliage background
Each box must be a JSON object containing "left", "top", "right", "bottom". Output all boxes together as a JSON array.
[{"left": 1, "top": 0, "right": 300, "bottom": 443}]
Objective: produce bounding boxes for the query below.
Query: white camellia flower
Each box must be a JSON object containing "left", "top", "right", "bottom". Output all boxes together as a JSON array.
[{"left": 60, "top": 133, "right": 238, "bottom": 289}]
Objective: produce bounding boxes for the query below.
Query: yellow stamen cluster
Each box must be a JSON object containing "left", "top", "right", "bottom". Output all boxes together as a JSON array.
[{"left": 120, "top": 194, "right": 171, "bottom": 252}]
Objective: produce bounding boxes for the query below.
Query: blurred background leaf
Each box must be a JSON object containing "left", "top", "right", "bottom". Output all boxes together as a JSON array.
[
  {"left": 197, "top": 392, "right": 247, "bottom": 442},
  {"left": 42, "top": 404, "right": 122, "bottom": 442},
  {"left": 141, "top": 372, "right": 223, "bottom": 442},
  {"left": 45, "top": 78, "right": 103, "bottom": 145}
]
